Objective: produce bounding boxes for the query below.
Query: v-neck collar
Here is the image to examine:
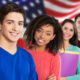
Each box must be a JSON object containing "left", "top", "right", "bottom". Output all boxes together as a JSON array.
[{"left": 0, "top": 46, "right": 18, "bottom": 56}]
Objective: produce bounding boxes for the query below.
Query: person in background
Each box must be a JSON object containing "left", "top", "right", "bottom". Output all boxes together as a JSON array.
[
  {"left": 0, "top": 3, "right": 38, "bottom": 80},
  {"left": 58, "top": 19, "right": 80, "bottom": 80},
  {"left": 75, "top": 14, "right": 80, "bottom": 47},
  {"left": 17, "top": 15, "right": 64, "bottom": 80}
]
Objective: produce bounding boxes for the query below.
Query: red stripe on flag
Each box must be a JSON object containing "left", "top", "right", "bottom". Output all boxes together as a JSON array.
[
  {"left": 69, "top": 12, "right": 80, "bottom": 19},
  {"left": 44, "top": 0, "right": 79, "bottom": 8},
  {"left": 69, "top": 0, "right": 80, "bottom": 2},
  {"left": 45, "top": 8, "right": 79, "bottom": 17}
]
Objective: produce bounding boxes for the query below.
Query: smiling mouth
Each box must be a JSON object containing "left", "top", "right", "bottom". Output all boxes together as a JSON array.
[
  {"left": 38, "top": 39, "right": 44, "bottom": 43},
  {"left": 10, "top": 32, "right": 19, "bottom": 37}
]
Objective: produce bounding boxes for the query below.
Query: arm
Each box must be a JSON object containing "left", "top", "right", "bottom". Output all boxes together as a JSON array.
[
  {"left": 49, "top": 54, "right": 61, "bottom": 80},
  {"left": 66, "top": 55, "right": 80, "bottom": 80}
]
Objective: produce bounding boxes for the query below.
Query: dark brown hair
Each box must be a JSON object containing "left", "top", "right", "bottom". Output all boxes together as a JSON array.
[
  {"left": 24, "top": 15, "right": 64, "bottom": 54},
  {"left": 0, "top": 3, "right": 26, "bottom": 24},
  {"left": 62, "top": 19, "right": 78, "bottom": 45},
  {"left": 75, "top": 14, "right": 80, "bottom": 22}
]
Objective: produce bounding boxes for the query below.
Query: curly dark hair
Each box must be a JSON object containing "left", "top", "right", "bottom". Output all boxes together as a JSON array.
[{"left": 24, "top": 15, "right": 64, "bottom": 54}]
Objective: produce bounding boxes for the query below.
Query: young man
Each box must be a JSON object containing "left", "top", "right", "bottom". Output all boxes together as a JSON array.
[
  {"left": 0, "top": 3, "right": 38, "bottom": 80},
  {"left": 75, "top": 14, "right": 80, "bottom": 47}
]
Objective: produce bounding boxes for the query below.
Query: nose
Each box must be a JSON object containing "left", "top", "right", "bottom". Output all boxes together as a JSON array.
[
  {"left": 40, "top": 32, "right": 45, "bottom": 38},
  {"left": 12, "top": 23, "right": 19, "bottom": 31}
]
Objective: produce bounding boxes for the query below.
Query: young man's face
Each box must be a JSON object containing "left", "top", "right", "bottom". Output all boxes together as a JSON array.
[{"left": 0, "top": 12, "right": 24, "bottom": 43}]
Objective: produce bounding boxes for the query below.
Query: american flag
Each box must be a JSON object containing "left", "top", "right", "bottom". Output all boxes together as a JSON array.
[
  {"left": 44, "top": 0, "right": 80, "bottom": 23},
  {"left": 0, "top": 0, "right": 80, "bottom": 36}
]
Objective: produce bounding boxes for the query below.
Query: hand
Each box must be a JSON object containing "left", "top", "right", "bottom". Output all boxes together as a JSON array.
[
  {"left": 47, "top": 74, "right": 56, "bottom": 80},
  {"left": 60, "top": 77, "right": 67, "bottom": 80}
]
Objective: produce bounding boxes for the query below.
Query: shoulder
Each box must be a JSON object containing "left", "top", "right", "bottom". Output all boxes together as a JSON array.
[
  {"left": 71, "top": 45, "right": 80, "bottom": 52},
  {"left": 51, "top": 53, "right": 61, "bottom": 62},
  {"left": 17, "top": 47, "right": 36, "bottom": 73},
  {"left": 64, "top": 45, "right": 80, "bottom": 54},
  {"left": 17, "top": 46, "right": 34, "bottom": 61},
  {"left": 17, "top": 46, "right": 29, "bottom": 54},
  {"left": 54, "top": 54, "right": 60, "bottom": 60},
  {"left": 17, "top": 38, "right": 26, "bottom": 48},
  {"left": 72, "top": 45, "right": 80, "bottom": 49},
  {"left": 48, "top": 51, "right": 60, "bottom": 60}
]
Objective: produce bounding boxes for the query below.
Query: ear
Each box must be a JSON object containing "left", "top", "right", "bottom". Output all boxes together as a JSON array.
[{"left": 51, "top": 34, "right": 56, "bottom": 40}]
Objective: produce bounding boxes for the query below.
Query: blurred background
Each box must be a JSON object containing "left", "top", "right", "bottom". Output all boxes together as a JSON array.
[{"left": 0, "top": 0, "right": 80, "bottom": 36}]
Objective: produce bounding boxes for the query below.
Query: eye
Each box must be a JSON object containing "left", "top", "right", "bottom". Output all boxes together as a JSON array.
[
  {"left": 37, "top": 29, "right": 42, "bottom": 32},
  {"left": 46, "top": 33, "right": 51, "bottom": 36},
  {"left": 70, "top": 29, "right": 73, "bottom": 32},
  {"left": 7, "top": 21, "right": 12, "bottom": 24},
  {"left": 18, "top": 22, "right": 24, "bottom": 26},
  {"left": 64, "top": 27, "right": 67, "bottom": 30}
]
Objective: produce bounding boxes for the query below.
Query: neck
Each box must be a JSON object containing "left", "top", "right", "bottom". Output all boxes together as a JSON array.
[
  {"left": 33, "top": 45, "right": 46, "bottom": 52},
  {"left": 64, "top": 40, "right": 71, "bottom": 49},
  {"left": 0, "top": 36, "right": 17, "bottom": 55}
]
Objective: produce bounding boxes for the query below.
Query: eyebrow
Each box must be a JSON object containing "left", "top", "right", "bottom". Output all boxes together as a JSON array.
[
  {"left": 6, "top": 20, "right": 24, "bottom": 23},
  {"left": 46, "top": 31, "right": 52, "bottom": 33},
  {"left": 39, "top": 28, "right": 53, "bottom": 33}
]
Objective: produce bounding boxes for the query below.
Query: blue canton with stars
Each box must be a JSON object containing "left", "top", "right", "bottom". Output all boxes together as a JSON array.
[{"left": 0, "top": 0, "right": 46, "bottom": 27}]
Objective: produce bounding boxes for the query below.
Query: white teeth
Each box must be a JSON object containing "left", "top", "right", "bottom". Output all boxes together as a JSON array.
[{"left": 39, "top": 40, "right": 44, "bottom": 43}]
